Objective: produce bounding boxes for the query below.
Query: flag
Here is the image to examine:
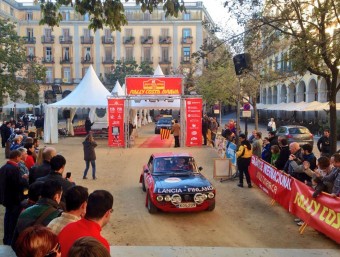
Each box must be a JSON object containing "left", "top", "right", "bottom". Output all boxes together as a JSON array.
[{"left": 160, "top": 128, "right": 171, "bottom": 140}]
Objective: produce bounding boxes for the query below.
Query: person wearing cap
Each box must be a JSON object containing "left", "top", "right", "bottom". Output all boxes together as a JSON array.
[{"left": 236, "top": 134, "right": 253, "bottom": 188}]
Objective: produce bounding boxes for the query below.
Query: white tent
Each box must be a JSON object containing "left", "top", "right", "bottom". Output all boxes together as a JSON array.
[
  {"left": 44, "top": 65, "right": 110, "bottom": 143},
  {"left": 154, "top": 64, "right": 165, "bottom": 76},
  {"left": 111, "top": 81, "right": 125, "bottom": 96},
  {"left": 2, "top": 102, "right": 34, "bottom": 109}
]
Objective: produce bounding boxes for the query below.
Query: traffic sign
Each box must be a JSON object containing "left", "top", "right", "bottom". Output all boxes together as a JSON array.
[{"left": 243, "top": 103, "right": 251, "bottom": 111}]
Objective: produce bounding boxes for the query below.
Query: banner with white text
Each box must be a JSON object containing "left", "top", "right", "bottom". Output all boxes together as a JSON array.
[
  {"left": 108, "top": 98, "right": 125, "bottom": 147},
  {"left": 249, "top": 156, "right": 293, "bottom": 210},
  {"left": 185, "top": 98, "right": 202, "bottom": 147}
]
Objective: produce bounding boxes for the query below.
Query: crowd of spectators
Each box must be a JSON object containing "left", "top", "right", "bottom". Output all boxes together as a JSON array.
[{"left": 0, "top": 117, "right": 113, "bottom": 257}]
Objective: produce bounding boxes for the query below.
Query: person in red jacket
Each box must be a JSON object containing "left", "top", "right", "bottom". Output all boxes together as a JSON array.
[{"left": 58, "top": 190, "right": 113, "bottom": 257}]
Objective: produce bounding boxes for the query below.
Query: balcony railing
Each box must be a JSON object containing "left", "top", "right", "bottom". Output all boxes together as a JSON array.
[
  {"left": 122, "top": 57, "right": 135, "bottom": 62},
  {"left": 141, "top": 36, "right": 153, "bottom": 44},
  {"left": 81, "top": 36, "right": 94, "bottom": 44},
  {"left": 59, "top": 36, "right": 73, "bottom": 44},
  {"left": 23, "top": 37, "right": 36, "bottom": 44},
  {"left": 123, "top": 36, "right": 135, "bottom": 44},
  {"left": 102, "top": 57, "right": 115, "bottom": 64},
  {"left": 60, "top": 57, "right": 73, "bottom": 64},
  {"left": 180, "top": 56, "right": 191, "bottom": 64},
  {"left": 181, "top": 36, "right": 193, "bottom": 44},
  {"left": 27, "top": 55, "right": 36, "bottom": 61},
  {"left": 102, "top": 36, "right": 114, "bottom": 44},
  {"left": 81, "top": 57, "right": 94, "bottom": 64},
  {"left": 44, "top": 79, "right": 54, "bottom": 84},
  {"left": 159, "top": 36, "right": 171, "bottom": 44},
  {"left": 159, "top": 56, "right": 172, "bottom": 64},
  {"left": 140, "top": 56, "right": 153, "bottom": 64},
  {"left": 42, "top": 57, "right": 55, "bottom": 63},
  {"left": 41, "top": 36, "right": 55, "bottom": 44}
]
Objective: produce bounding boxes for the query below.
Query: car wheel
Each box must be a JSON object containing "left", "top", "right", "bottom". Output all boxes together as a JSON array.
[
  {"left": 207, "top": 201, "right": 215, "bottom": 211},
  {"left": 142, "top": 177, "right": 146, "bottom": 192},
  {"left": 147, "top": 193, "right": 158, "bottom": 214}
]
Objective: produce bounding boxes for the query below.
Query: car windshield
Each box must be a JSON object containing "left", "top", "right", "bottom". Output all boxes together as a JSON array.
[
  {"left": 288, "top": 127, "right": 310, "bottom": 134},
  {"left": 153, "top": 157, "right": 195, "bottom": 173},
  {"left": 158, "top": 119, "right": 172, "bottom": 125}
]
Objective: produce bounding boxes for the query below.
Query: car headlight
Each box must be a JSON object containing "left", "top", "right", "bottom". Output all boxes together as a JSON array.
[
  {"left": 156, "top": 195, "right": 163, "bottom": 202},
  {"left": 164, "top": 195, "right": 171, "bottom": 202},
  {"left": 171, "top": 194, "right": 182, "bottom": 204},
  {"left": 207, "top": 192, "right": 215, "bottom": 199},
  {"left": 194, "top": 193, "right": 206, "bottom": 204}
]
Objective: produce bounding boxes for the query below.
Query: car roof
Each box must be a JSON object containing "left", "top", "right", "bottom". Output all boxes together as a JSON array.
[
  {"left": 152, "top": 153, "right": 192, "bottom": 158},
  {"left": 279, "top": 125, "right": 308, "bottom": 129}
]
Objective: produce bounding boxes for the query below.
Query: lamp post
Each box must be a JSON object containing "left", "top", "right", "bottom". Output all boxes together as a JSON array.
[
  {"left": 40, "top": 103, "right": 43, "bottom": 116},
  {"left": 14, "top": 103, "right": 17, "bottom": 120}
]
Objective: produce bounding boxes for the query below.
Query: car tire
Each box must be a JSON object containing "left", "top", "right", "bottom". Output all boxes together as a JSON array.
[
  {"left": 206, "top": 201, "right": 215, "bottom": 211},
  {"left": 142, "top": 177, "right": 146, "bottom": 192},
  {"left": 147, "top": 193, "right": 158, "bottom": 214}
]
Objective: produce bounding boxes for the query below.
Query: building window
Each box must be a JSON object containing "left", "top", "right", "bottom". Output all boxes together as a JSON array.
[
  {"left": 62, "top": 47, "right": 70, "bottom": 61},
  {"left": 161, "top": 28, "right": 169, "bottom": 37},
  {"left": 27, "top": 28, "right": 34, "bottom": 39},
  {"left": 161, "top": 47, "right": 169, "bottom": 62},
  {"left": 143, "top": 28, "right": 151, "bottom": 37},
  {"left": 62, "top": 11, "right": 70, "bottom": 21},
  {"left": 143, "top": 47, "right": 151, "bottom": 62},
  {"left": 104, "top": 47, "right": 113, "bottom": 62},
  {"left": 143, "top": 12, "right": 150, "bottom": 20},
  {"left": 62, "top": 28, "right": 70, "bottom": 40},
  {"left": 63, "top": 67, "right": 71, "bottom": 83},
  {"left": 46, "top": 67, "right": 53, "bottom": 83},
  {"left": 275, "top": 56, "right": 279, "bottom": 71},
  {"left": 45, "top": 47, "right": 52, "bottom": 61},
  {"left": 26, "top": 12, "right": 33, "bottom": 20},
  {"left": 10, "top": 8, "right": 14, "bottom": 16},
  {"left": 183, "top": 47, "right": 190, "bottom": 62},
  {"left": 27, "top": 47, "right": 35, "bottom": 58},
  {"left": 182, "top": 28, "right": 191, "bottom": 38},
  {"left": 104, "top": 29, "right": 112, "bottom": 40},
  {"left": 183, "top": 12, "right": 190, "bottom": 20},
  {"left": 125, "top": 28, "right": 133, "bottom": 37},
  {"left": 84, "top": 13, "right": 90, "bottom": 21},
  {"left": 84, "top": 47, "right": 91, "bottom": 60},
  {"left": 125, "top": 47, "right": 133, "bottom": 61},
  {"left": 126, "top": 11, "right": 133, "bottom": 20}
]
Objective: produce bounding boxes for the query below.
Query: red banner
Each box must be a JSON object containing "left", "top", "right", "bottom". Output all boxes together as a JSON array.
[
  {"left": 185, "top": 98, "right": 202, "bottom": 147},
  {"left": 289, "top": 179, "right": 340, "bottom": 244},
  {"left": 107, "top": 98, "right": 125, "bottom": 147},
  {"left": 126, "top": 77, "right": 182, "bottom": 95},
  {"left": 249, "top": 156, "right": 293, "bottom": 210}
]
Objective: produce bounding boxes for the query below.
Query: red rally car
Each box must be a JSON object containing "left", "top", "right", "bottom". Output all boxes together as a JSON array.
[{"left": 139, "top": 153, "right": 216, "bottom": 213}]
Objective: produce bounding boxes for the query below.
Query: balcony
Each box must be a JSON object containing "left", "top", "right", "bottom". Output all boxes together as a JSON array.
[
  {"left": 102, "top": 57, "right": 115, "bottom": 64},
  {"left": 59, "top": 36, "right": 73, "bottom": 44},
  {"left": 41, "top": 36, "right": 55, "bottom": 44},
  {"left": 140, "top": 57, "right": 153, "bottom": 64},
  {"left": 159, "top": 36, "right": 171, "bottom": 44},
  {"left": 61, "top": 78, "right": 72, "bottom": 84},
  {"left": 102, "top": 36, "right": 114, "bottom": 44},
  {"left": 44, "top": 79, "right": 54, "bottom": 85},
  {"left": 180, "top": 56, "right": 191, "bottom": 64},
  {"left": 159, "top": 56, "right": 172, "bottom": 64},
  {"left": 81, "top": 57, "right": 94, "bottom": 64},
  {"left": 141, "top": 36, "right": 153, "bottom": 44},
  {"left": 123, "top": 36, "right": 135, "bottom": 45},
  {"left": 42, "top": 57, "right": 55, "bottom": 64},
  {"left": 122, "top": 57, "right": 135, "bottom": 63},
  {"left": 181, "top": 36, "right": 193, "bottom": 44},
  {"left": 81, "top": 36, "right": 94, "bottom": 44},
  {"left": 23, "top": 37, "right": 36, "bottom": 44},
  {"left": 60, "top": 57, "right": 73, "bottom": 64}
]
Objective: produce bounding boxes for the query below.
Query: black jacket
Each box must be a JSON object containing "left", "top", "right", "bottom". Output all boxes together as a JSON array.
[
  {"left": 275, "top": 145, "right": 290, "bottom": 170},
  {"left": 317, "top": 136, "right": 330, "bottom": 154},
  {"left": 85, "top": 119, "right": 94, "bottom": 132},
  {"left": 83, "top": 140, "right": 97, "bottom": 161},
  {"left": 29, "top": 161, "right": 51, "bottom": 185}
]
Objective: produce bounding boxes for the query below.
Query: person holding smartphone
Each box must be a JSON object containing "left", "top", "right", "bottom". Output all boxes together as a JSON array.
[{"left": 82, "top": 133, "right": 97, "bottom": 180}]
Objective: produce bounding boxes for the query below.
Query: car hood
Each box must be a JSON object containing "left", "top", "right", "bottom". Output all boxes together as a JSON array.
[{"left": 153, "top": 173, "right": 214, "bottom": 194}]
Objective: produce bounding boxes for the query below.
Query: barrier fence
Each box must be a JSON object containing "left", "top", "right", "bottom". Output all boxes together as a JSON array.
[{"left": 249, "top": 156, "right": 340, "bottom": 244}]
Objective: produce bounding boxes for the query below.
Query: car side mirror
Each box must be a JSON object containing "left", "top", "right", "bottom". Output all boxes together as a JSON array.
[{"left": 198, "top": 167, "right": 203, "bottom": 171}]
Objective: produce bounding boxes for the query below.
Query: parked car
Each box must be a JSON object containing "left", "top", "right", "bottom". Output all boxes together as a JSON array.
[
  {"left": 276, "top": 125, "right": 314, "bottom": 147},
  {"left": 139, "top": 153, "right": 216, "bottom": 213},
  {"left": 154, "top": 117, "right": 173, "bottom": 134},
  {"left": 20, "top": 114, "right": 37, "bottom": 122}
]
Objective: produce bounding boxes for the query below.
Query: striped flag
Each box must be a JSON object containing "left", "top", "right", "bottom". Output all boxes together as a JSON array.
[{"left": 160, "top": 128, "right": 171, "bottom": 140}]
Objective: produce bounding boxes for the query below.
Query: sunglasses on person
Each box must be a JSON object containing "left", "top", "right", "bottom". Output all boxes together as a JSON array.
[{"left": 45, "top": 243, "right": 61, "bottom": 257}]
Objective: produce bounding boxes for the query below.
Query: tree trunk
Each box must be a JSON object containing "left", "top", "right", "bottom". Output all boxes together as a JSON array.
[{"left": 329, "top": 78, "right": 337, "bottom": 154}]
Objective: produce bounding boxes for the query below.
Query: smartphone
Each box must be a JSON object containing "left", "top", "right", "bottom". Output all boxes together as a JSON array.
[{"left": 66, "top": 172, "right": 71, "bottom": 179}]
